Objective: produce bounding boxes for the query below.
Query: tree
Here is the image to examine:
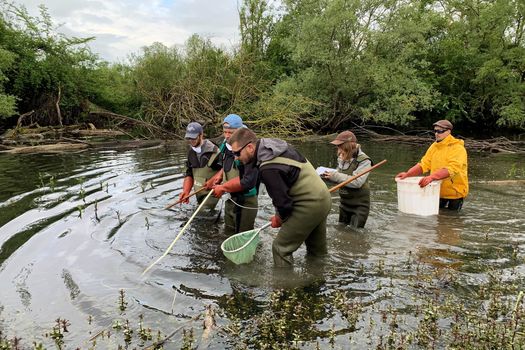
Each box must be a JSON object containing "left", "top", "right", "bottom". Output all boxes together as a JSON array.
[
  {"left": 0, "top": 47, "right": 17, "bottom": 117},
  {"left": 0, "top": 1, "right": 99, "bottom": 125}
]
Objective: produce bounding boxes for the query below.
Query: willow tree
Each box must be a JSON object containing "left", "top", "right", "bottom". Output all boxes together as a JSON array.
[
  {"left": 268, "top": 0, "right": 440, "bottom": 130},
  {"left": 129, "top": 36, "right": 239, "bottom": 133},
  {"left": 0, "top": 1, "right": 99, "bottom": 127},
  {"left": 428, "top": 0, "right": 525, "bottom": 129},
  {"left": 0, "top": 47, "right": 17, "bottom": 118}
]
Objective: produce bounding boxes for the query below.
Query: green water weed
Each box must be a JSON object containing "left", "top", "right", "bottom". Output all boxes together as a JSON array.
[
  {"left": 181, "top": 329, "right": 194, "bottom": 350},
  {"left": 118, "top": 289, "right": 128, "bottom": 312}
]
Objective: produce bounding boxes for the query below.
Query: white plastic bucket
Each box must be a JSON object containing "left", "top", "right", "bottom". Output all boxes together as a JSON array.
[{"left": 395, "top": 177, "right": 441, "bottom": 216}]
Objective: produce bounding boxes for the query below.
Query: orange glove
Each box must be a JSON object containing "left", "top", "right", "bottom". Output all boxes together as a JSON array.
[
  {"left": 396, "top": 164, "right": 423, "bottom": 179},
  {"left": 178, "top": 176, "right": 194, "bottom": 204},
  {"left": 270, "top": 215, "right": 282, "bottom": 228},
  {"left": 419, "top": 168, "right": 449, "bottom": 187},
  {"left": 204, "top": 169, "right": 223, "bottom": 190},
  {"left": 212, "top": 177, "right": 242, "bottom": 198}
]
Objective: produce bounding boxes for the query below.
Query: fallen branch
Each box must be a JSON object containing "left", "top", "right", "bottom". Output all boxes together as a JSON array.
[
  {"left": 368, "top": 133, "right": 525, "bottom": 154},
  {"left": 473, "top": 179, "right": 525, "bottom": 185},
  {"left": 0, "top": 143, "right": 88, "bottom": 154},
  {"left": 90, "top": 111, "right": 183, "bottom": 140},
  {"left": 16, "top": 110, "right": 35, "bottom": 128}
]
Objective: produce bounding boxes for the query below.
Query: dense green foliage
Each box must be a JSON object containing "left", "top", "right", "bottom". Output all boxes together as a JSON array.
[
  {"left": 0, "top": 1, "right": 100, "bottom": 125},
  {"left": 0, "top": 0, "right": 524, "bottom": 135}
]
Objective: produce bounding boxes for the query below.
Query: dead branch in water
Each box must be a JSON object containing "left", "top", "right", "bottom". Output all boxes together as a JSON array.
[
  {"left": 0, "top": 143, "right": 88, "bottom": 154},
  {"left": 346, "top": 124, "right": 525, "bottom": 153},
  {"left": 90, "top": 111, "right": 183, "bottom": 140},
  {"left": 351, "top": 126, "right": 525, "bottom": 154}
]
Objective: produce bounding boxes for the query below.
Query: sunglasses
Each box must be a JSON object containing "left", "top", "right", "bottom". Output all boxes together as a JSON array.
[
  {"left": 434, "top": 129, "right": 449, "bottom": 134},
  {"left": 232, "top": 142, "right": 250, "bottom": 157}
]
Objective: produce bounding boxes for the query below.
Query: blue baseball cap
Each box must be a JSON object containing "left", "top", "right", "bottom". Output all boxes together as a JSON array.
[
  {"left": 185, "top": 122, "right": 203, "bottom": 139},
  {"left": 223, "top": 114, "right": 246, "bottom": 129}
]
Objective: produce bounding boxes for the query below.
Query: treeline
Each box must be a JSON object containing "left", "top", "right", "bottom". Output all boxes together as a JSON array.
[{"left": 1, "top": 0, "right": 524, "bottom": 137}]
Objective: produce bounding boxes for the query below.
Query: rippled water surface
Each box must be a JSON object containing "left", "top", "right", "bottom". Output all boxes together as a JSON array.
[{"left": 0, "top": 137, "right": 524, "bottom": 348}]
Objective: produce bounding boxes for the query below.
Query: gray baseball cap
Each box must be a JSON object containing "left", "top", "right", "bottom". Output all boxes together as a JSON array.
[{"left": 185, "top": 122, "right": 203, "bottom": 139}]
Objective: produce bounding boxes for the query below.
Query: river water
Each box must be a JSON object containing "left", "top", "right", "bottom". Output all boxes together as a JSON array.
[{"left": 0, "top": 137, "right": 524, "bottom": 348}]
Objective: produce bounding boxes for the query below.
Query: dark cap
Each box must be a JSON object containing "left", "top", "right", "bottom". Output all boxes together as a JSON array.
[
  {"left": 330, "top": 131, "right": 357, "bottom": 145},
  {"left": 185, "top": 122, "right": 203, "bottom": 139},
  {"left": 433, "top": 120, "right": 453, "bottom": 130}
]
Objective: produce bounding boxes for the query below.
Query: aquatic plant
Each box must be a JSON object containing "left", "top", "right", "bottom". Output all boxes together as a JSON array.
[{"left": 118, "top": 289, "right": 128, "bottom": 312}]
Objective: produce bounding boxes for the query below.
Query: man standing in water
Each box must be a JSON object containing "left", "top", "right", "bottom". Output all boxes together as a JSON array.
[
  {"left": 204, "top": 114, "right": 258, "bottom": 235},
  {"left": 228, "top": 128, "right": 331, "bottom": 267},
  {"left": 179, "top": 122, "right": 222, "bottom": 209},
  {"left": 396, "top": 119, "right": 469, "bottom": 211}
]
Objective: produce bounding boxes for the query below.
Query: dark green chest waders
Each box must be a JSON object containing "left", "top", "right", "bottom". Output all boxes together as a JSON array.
[
  {"left": 260, "top": 157, "right": 332, "bottom": 267},
  {"left": 337, "top": 154, "right": 371, "bottom": 228},
  {"left": 223, "top": 157, "right": 258, "bottom": 236},
  {"left": 192, "top": 152, "right": 220, "bottom": 210}
]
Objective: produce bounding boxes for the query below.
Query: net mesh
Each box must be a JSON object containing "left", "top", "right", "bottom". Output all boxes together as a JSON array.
[{"left": 220, "top": 229, "right": 261, "bottom": 264}]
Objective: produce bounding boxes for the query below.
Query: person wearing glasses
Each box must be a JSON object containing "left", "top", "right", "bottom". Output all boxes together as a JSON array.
[
  {"left": 203, "top": 114, "right": 258, "bottom": 235},
  {"left": 321, "top": 131, "right": 373, "bottom": 228},
  {"left": 179, "top": 122, "right": 222, "bottom": 209},
  {"left": 228, "top": 128, "right": 332, "bottom": 267},
  {"left": 395, "top": 119, "right": 469, "bottom": 211}
]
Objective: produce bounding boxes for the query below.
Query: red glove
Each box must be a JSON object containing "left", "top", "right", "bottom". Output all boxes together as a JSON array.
[
  {"left": 204, "top": 169, "right": 223, "bottom": 190},
  {"left": 212, "top": 177, "right": 242, "bottom": 198},
  {"left": 213, "top": 184, "right": 226, "bottom": 198},
  {"left": 396, "top": 164, "right": 423, "bottom": 180},
  {"left": 418, "top": 168, "right": 449, "bottom": 187},
  {"left": 178, "top": 176, "right": 194, "bottom": 204},
  {"left": 270, "top": 215, "right": 282, "bottom": 228}
]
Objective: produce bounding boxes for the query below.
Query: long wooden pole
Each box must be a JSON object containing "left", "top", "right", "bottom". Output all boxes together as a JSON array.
[
  {"left": 328, "top": 159, "right": 387, "bottom": 193},
  {"left": 165, "top": 186, "right": 207, "bottom": 209}
]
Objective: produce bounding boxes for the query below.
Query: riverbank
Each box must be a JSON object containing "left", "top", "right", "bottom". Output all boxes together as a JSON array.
[{"left": 3, "top": 125, "right": 525, "bottom": 155}]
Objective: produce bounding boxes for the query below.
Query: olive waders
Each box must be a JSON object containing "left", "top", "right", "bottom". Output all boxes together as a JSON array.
[
  {"left": 337, "top": 153, "right": 371, "bottom": 228},
  {"left": 222, "top": 154, "right": 258, "bottom": 235},
  {"left": 260, "top": 157, "right": 332, "bottom": 267},
  {"left": 192, "top": 151, "right": 220, "bottom": 210}
]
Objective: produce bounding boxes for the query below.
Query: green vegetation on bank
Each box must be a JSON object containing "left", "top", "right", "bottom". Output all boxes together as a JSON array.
[{"left": 1, "top": 0, "right": 524, "bottom": 137}]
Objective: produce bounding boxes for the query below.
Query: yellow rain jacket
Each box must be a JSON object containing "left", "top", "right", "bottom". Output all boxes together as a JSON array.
[{"left": 419, "top": 134, "right": 469, "bottom": 199}]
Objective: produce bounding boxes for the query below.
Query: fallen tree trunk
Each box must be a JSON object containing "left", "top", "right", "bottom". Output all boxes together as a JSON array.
[
  {"left": 71, "top": 129, "right": 126, "bottom": 137},
  {"left": 0, "top": 143, "right": 88, "bottom": 154}
]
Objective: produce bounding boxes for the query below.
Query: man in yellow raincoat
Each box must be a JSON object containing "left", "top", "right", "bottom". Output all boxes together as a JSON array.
[{"left": 395, "top": 120, "right": 468, "bottom": 211}]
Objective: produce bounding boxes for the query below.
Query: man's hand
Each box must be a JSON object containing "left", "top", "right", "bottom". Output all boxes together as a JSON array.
[
  {"left": 212, "top": 177, "right": 242, "bottom": 198},
  {"left": 418, "top": 176, "right": 434, "bottom": 187},
  {"left": 419, "top": 168, "right": 449, "bottom": 188},
  {"left": 395, "top": 164, "right": 423, "bottom": 180},
  {"left": 395, "top": 172, "right": 408, "bottom": 179},
  {"left": 178, "top": 176, "right": 194, "bottom": 204},
  {"left": 178, "top": 191, "right": 190, "bottom": 204},
  {"left": 204, "top": 170, "right": 223, "bottom": 190},
  {"left": 270, "top": 215, "right": 282, "bottom": 228},
  {"left": 212, "top": 184, "right": 226, "bottom": 198}
]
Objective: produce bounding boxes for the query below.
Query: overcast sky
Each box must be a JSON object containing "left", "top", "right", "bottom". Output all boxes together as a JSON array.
[{"left": 13, "top": 0, "right": 244, "bottom": 62}]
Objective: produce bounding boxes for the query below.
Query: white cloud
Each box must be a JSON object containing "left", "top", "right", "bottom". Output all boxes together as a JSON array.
[{"left": 12, "top": 0, "right": 242, "bottom": 62}]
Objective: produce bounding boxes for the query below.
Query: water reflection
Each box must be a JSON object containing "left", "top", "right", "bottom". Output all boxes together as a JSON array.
[{"left": 0, "top": 138, "right": 523, "bottom": 348}]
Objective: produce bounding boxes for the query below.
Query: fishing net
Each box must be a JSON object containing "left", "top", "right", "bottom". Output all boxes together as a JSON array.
[{"left": 220, "top": 228, "right": 261, "bottom": 264}]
